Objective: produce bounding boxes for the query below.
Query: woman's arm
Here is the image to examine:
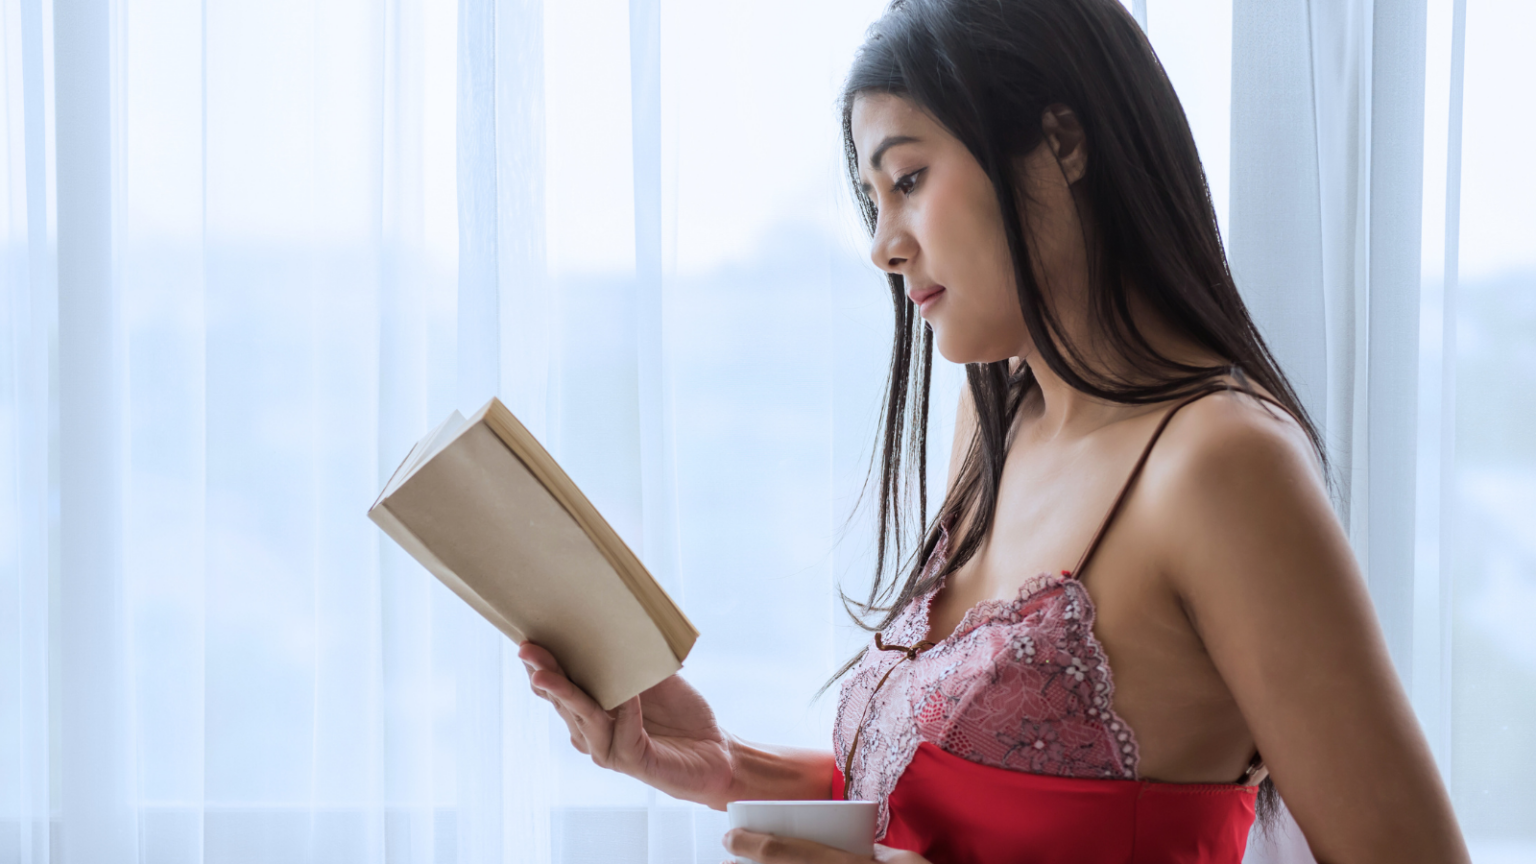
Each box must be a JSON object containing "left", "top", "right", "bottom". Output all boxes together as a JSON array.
[
  {"left": 723, "top": 738, "right": 838, "bottom": 805},
  {"left": 519, "top": 642, "right": 833, "bottom": 809},
  {"left": 1155, "top": 397, "right": 1469, "bottom": 864}
]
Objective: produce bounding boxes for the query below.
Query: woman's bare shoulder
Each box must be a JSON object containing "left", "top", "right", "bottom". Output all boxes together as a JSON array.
[
  {"left": 1151, "top": 387, "right": 1323, "bottom": 490},
  {"left": 1130, "top": 385, "right": 1341, "bottom": 597}
]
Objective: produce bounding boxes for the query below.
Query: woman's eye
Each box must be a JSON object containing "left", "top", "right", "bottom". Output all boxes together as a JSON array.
[{"left": 893, "top": 168, "right": 925, "bottom": 195}]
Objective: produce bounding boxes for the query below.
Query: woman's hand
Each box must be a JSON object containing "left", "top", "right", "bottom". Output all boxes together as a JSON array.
[
  {"left": 519, "top": 641, "right": 736, "bottom": 807},
  {"left": 721, "top": 831, "right": 929, "bottom": 864}
]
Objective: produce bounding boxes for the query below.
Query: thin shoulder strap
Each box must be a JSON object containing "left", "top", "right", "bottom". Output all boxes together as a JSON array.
[{"left": 1069, "top": 384, "right": 1271, "bottom": 580}]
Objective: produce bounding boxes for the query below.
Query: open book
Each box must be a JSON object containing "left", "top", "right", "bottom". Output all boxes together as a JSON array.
[{"left": 369, "top": 397, "right": 698, "bottom": 710}]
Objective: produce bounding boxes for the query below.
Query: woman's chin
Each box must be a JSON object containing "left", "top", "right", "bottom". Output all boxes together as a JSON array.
[
  {"left": 929, "top": 326, "right": 960, "bottom": 364},
  {"left": 932, "top": 335, "right": 988, "bottom": 366},
  {"left": 933, "top": 332, "right": 1026, "bottom": 367}
]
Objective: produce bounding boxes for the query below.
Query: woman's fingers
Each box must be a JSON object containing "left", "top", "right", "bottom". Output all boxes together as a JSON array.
[
  {"left": 519, "top": 642, "right": 615, "bottom": 760},
  {"left": 717, "top": 835, "right": 930, "bottom": 864},
  {"left": 871, "top": 845, "right": 929, "bottom": 864},
  {"left": 525, "top": 668, "right": 626, "bottom": 768},
  {"left": 518, "top": 643, "right": 567, "bottom": 707},
  {"left": 547, "top": 701, "right": 589, "bottom": 753},
  {"left": 609, "top": 696, "right": 646, "bottom": 765},
  {"left": 524, "top": 675, "right": 589, "bottom": 752},
  {"left": 517, "top": 641, "right": 566, "bottom": 675},
  {"left": 530, "top": 670, "right": 607, "bottom": 725},
  {"left": 528, "top": 688, "right": 588, "bottom": 754},
  {"left": 521, "top": 645, "right": 599, "bottom": 717},
  {"left": 518, "top": 643, "right": 656, "bottom": 776},
  {"left": 722, "top": 830, "right": 864, "bottom": 864}
]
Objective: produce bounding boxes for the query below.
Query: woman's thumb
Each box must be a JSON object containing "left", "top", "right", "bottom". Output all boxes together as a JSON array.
[{"left": 610, "top": 696, "right": 646, "bottom": 765}]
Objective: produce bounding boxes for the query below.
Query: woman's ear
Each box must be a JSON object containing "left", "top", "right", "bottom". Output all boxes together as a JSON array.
[{"left": 1041, "top": 105, "right": 1087, "bottom": 184}]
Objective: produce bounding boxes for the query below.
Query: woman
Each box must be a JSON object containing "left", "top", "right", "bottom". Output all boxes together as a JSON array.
[{"left": 519, "top": 0, "right": 1470, "bottom": 861}]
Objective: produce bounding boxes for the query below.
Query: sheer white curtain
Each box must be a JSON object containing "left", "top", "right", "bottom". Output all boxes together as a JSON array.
[
  {"left": 3, "top": 0, "right": 906, "bottom": 861},
  {"left": 1222, "top": 0, "right": 1535, "bottom": 861},
  {"left": 3, "top": 0, "right": 1533, "bottom": 863}
]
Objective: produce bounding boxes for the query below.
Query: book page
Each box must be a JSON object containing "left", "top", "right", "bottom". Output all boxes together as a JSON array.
[
  {"left": 378, "top": 422, "right": 681, "bottom": 710},
  {"left": 377, "top": 410, "right": 468, "bottom": 506},
  {"left": 478, "top": 400, "right": 698, "bottom": 658}
]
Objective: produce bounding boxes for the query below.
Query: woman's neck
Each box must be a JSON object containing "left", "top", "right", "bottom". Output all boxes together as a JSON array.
[
  {"left": 1014, "top": 300, "right": 1227, "bottom": 443},
  {"left": 1016, "top": 355, "right": 1144, "bottom": 442}
]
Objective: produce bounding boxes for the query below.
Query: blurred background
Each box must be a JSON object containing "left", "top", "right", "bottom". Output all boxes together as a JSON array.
[{"left": 0, "top": 0, "right": 1531, "bottom": 862}]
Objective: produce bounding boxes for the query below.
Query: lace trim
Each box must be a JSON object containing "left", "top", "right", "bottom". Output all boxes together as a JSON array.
[
  {"left": 833, "top": 535, "right": 1140, "bottom": 837},
  {"left": 921, "top": 575, "right": 1140, "bottom": 777}
]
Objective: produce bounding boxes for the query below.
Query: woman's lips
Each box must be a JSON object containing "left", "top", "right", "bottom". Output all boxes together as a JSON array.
[{"left": 908, "top": 285, "right": 946, "bottom": 313}]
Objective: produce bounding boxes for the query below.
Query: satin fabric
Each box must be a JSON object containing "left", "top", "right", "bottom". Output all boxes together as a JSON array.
[{"left": 833, "top": 742, "right": 1257, "bottom": 864}]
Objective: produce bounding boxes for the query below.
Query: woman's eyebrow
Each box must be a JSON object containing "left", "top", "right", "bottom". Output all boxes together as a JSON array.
[
  {"left": 859, "top": 135, "right": 923, "bottom": 196},
  {"left": 868, "top": 135, "right": 921, "bottom": 170}
]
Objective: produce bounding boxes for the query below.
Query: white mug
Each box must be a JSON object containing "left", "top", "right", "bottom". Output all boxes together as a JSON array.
[{"left": 725, "top": 800, "right": 879, "bottom": 864}]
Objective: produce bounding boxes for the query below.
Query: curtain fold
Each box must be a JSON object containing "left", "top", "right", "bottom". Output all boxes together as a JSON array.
[
  {"left": 1, "top": 0, "right": 53, "bottom": 858},
  {"left": 1229, "top": 2, "right": 1434, "bottom": 859},
  {"left": 1230, "top": 0, "right": 1426, "bottom": 702},
  {"left": 56, "top": 0, "right": 138, "bottom": 859}
]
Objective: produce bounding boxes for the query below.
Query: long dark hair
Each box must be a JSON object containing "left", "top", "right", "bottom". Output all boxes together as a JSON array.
[{"left": 835, "top": 0, "right": 1322, "bottom": 823}]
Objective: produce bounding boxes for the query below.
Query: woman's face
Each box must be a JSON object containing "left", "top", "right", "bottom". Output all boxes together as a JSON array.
[{"left": 850, "top": 93, "right": 1087, "bottom": 366}]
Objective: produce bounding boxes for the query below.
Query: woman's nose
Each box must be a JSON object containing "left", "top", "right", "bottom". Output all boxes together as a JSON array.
[{"left": 870, "top": 223, "right": 913, "bottom": 274}]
